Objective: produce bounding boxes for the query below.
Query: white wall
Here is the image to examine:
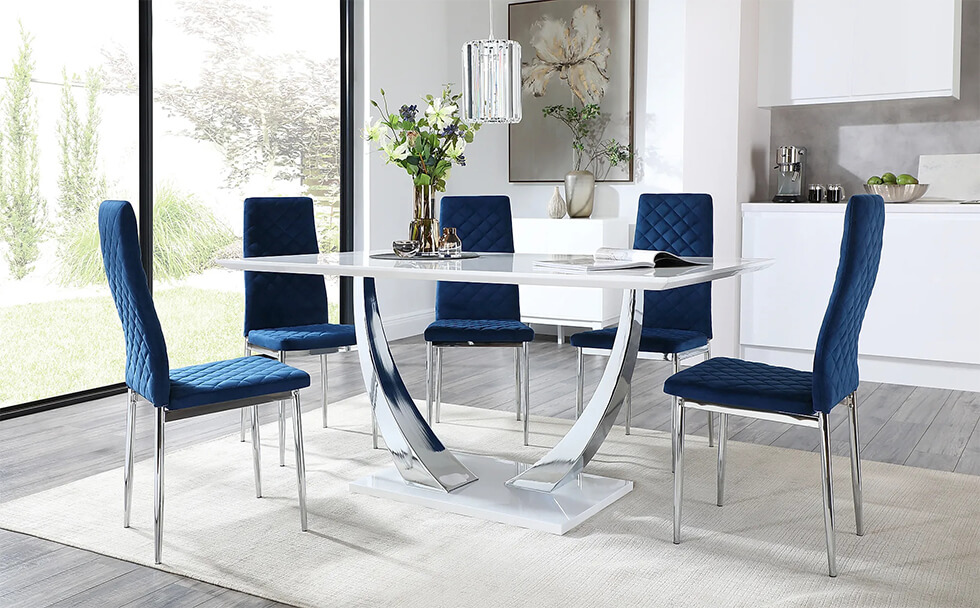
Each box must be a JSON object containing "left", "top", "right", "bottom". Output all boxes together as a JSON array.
[{"left": 358, "top": 0, "right": 770, "bottom": 349}]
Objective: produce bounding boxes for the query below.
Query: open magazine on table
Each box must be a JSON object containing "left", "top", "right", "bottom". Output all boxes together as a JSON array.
[{"left": 533, "top": 247, "right": 709, "bottom": 273}]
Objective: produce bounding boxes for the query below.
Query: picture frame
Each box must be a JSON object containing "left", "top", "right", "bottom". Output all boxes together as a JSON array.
[{"left": 508, "top": 0, "right": 635, "bottom": 183}]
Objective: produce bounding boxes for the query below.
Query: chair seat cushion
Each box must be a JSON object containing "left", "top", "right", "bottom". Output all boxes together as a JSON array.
[
  {"left": 424, "top": 319, "right": 534, "bottom": 344},
  {"left": 168, "top": 356, "right": 310, "bottom": 410},
  {"left": 247, "top": 323, "right": 356, "bottom": 352},
  {"left": 569, "top": 327, "right": 708, "bottom": 354},
  {"left": 663, "top": 357, "right": 816, "bottom": 416}
]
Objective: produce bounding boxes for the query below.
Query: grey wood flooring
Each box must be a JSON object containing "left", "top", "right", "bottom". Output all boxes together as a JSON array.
[{"left": 2, "top": 336, "right": 978, "bottom": 607}]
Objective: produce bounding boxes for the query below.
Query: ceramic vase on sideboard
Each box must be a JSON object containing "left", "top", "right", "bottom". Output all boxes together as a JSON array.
[{"left": 564, "top": 170, "right": 595, "bottom": 218}]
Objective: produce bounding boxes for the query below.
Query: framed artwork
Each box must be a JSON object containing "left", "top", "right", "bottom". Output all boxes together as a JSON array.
[{"left": 508, "top": 0, "right": 635, "bottom": 183}]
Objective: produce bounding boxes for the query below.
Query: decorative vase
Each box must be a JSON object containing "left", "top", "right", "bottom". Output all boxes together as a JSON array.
[
  {"left": 409, "top": 184, "right": 440, "bottom": 254},
  {"left": 564, "top": 170, "right": 595, "bottom": 218},
  {"left": 548, "top": 186, "right": 567, "bottom": 219},
  {"left": 438, "top": 227, "right": 462, "bottom": 257}
]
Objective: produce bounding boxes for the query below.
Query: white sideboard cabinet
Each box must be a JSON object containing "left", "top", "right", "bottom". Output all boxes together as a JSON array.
[
  {"left": 512, "top": 218, "right": 630, "bottom": 342},
  {"left": 758, "top": 0, "right": 961, "bottom": 107}
]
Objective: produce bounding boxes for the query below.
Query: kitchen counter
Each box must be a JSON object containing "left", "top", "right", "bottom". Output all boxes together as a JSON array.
[{"left": 742, "top": 201, "right": 980, "bottom": 213}]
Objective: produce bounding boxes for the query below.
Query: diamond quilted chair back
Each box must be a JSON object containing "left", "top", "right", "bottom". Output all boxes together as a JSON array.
[
  {"left": 811, "top": 194, "right": 885, "bottom": 413},
  {"left": 635, "top": 194, "right": 713, "bottom": 337},
  {"left": 243, "top": 197, "right": 329, "bottom": 335},
  {"left": 98, "top": 200, "right": 171, "bottom": 407},
  {"left": 435, "top": 196, "right": 520, "bottom": 321}
]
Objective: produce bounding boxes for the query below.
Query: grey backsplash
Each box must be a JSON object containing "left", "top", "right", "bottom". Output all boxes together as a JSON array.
[{"left": 768, "top": 0, "right": 980, "bottom": 200}]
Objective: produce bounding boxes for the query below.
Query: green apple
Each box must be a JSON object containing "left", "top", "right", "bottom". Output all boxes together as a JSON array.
[
  {"left": 867, "top": 176, "right": 883, "bottom": 185},
  {"left": 881, "top": 172, "right": 898, "bottom": 184},
  {"left": 897, "top": 174, "right": 919, "bottom": 185}
]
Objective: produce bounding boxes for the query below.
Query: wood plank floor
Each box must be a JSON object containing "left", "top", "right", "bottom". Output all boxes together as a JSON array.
[{"left": 2, "top": 336, "right": 978, "bottom": 606}]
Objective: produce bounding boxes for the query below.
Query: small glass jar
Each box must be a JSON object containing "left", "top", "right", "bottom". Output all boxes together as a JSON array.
[
  {"left": 438, "top": 227, "right": 462, "bottom": 257},
  {"left": 826, "top": 184, "right": 845, "bottom": 203},
  {"left": 808, "top": 184, "right": 825, "bottom": 203}
]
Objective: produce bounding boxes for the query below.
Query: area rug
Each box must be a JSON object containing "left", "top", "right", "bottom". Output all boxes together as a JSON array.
[{"left": 1, "top": 395, "right": 978, "bottom": 607}]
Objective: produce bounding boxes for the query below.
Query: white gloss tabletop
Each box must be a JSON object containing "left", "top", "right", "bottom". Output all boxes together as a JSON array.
[{"left": 218, "top": 251, "right": 772, "bottom": 291}]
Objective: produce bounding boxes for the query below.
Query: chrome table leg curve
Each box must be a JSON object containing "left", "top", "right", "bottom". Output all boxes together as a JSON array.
[
  {"left": 354, "top": 277, "right": 477, "bottom": 492},
  {"left": 847, "top": 392, "right": 864, "bottom": 536},
  {"left": 123, "top": 389, "right": 137, "bottom": 528},
  {"left": 320, "top": 354, "right": 329, "bottom": 429},
  {"left": 507, "top": 289, "right": 642, "bottom": 492},
  {"left": 291, "top": 390, "right": 308, "bottom": 531},
  {"left": 818, "top": 411, "right": 838, "bottom": 577},
  {"left": 153, "top": 407, "right": 166, "bottom": 565}
]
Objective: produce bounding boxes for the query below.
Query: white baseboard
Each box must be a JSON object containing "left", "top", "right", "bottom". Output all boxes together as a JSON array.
[
  {"left": 380, "top": 309, "right": 434, "bottom": 341},
  {"left": 741, "top": 345, "right": 980, "bottom": 392}
]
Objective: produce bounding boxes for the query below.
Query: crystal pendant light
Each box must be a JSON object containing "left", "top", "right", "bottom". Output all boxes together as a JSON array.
[{"left": 461, "top": 0, "right": 522, "bottom": 124}]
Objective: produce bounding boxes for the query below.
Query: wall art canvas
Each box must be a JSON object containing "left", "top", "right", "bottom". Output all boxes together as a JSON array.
[{"left": 508, "top": 0, "right": 635, "bottom": 183}]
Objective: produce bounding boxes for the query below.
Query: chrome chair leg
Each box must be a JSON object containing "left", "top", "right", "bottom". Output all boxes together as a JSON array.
[
  {"left": 522, "top": 341, "right": 530, "bottom": 446},
  {"left": 320, "top": 354, "right": 329, "bottom": 428},
  {"left": 240, "top": 341, "right": 252, "bottom": 442},
  {"left": 251, "top": 404, "right": 262, "bottom": 498},
  {"left": 435, "top": 347, "right": 443, "bottom": 423},
  {"left": 123, "top": 389, "right": 136, "bottom": 528},
  {"left": 672, "top": 398, "right": 686, "bottom": 544},
  {"left": 717, "top": 413, "right": 728, "bottom": 507},
  {"left": 425, "top": 342, "right": 434, "bottom": 425},
  {"left": 278, "top": 351, "right": 287, "bottom": 467},
  {"left": 671, "top": 355, "right": 680, "bottom": 472},
  {"left": 818, "top": 411, "right": 838, "bottom": 577},
  {"left": 625, "top": 386, "right": 632, "bottom": 435},
  {"left": 575, "top": 347, "right": 584, "bottom": 419},
  {"left": 370, "top": 374, "right": 380, "bottom": 449},
  {"left": 707, "top": 411, "right": 716, "bottom": 448},
  {"left": 847, "top": 392, "right": 864, "bottom": 536},
  {"left": 153, "top": 407, "right": 165, "bottom": 564},
  {"left": 514, "top": 348, "right": 522, "bottom": 421},
  {"left": 291, "top": 390, "right": 308, "bottom": 531}
]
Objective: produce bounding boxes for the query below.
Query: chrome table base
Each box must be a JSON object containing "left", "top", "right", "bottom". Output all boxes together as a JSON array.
[
  {"left": 350, "top": 452, "right": 632, "bottom": 535},
  {"left": 354, "top": 277, "right": 642, "bottom": 530}
]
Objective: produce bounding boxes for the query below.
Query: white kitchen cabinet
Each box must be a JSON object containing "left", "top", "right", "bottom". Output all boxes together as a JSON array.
[
  {"left": 740, "top": 203, "right": 980, "bottom": 392},
  {"left": 512, "top": 218, "right": 630, "bottom": 340},
  {"left": 759, "top": 0, "right": 961, "bottom": 107}
]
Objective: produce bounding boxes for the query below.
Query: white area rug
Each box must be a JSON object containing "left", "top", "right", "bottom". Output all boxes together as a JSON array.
[{"left": 1, "top": 395, "right": 979, "bottom": 607}]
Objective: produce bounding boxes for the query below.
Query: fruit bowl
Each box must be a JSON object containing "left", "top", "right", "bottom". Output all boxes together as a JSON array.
[{"left": 863, "top": 183, "right": 930, "bottom": 203}]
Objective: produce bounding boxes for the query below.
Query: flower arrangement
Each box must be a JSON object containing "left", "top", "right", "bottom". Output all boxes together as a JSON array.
[
  {"left": 363, "top": 85, "right": 480, "bottom": 192},
  {"left": 543, "top": 103, "right": 633, "bottom": 179}
]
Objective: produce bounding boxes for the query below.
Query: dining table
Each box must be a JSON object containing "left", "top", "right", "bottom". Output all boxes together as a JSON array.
[{"left": 219, "top": 251, "right": 771, "bottom": 534}]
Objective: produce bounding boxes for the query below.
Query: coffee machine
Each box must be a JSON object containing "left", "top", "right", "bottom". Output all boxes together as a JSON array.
[{"left": 772, "top": 146, "right": 807, "bottom": 203}]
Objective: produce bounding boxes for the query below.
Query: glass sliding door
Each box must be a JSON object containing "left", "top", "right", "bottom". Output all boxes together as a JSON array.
[
  {"left": 0, "top": 2, "right": 137, "bottom": 407},
  {"left": 152, "top": 0, "right": 344, "bottom": 368}
]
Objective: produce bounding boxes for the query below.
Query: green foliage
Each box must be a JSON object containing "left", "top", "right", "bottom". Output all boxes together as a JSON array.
[
  {"left": 542, "top": 103, "right": 634, "bottom": 179},
  {"left": 59, "top": 184, "right": 236, "bottom": 286},
  {"left": 57, "top": 68, "right": 107, "bottom": 259},
  {"left": 1, "top": 23, "right": 46, "bottom": 279},
  {"left": 365, "top": 85, "right": 479, "bottom": 192}
]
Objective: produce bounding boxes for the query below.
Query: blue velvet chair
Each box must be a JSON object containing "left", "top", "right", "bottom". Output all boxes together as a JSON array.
[
  {"left": 665, "top": 194, "right": 885, "bottom": 577},
  {"left": 98, "top": 200, "right": 310, "bottom": 565},
  {"left": 239, "top": 197, "right": 360, "bottom": 465},
  {"left": 569, "top": 193, "right": 716, "bottom": 445},
  {"left": 424, "top": 195, "right": 535, "bottom": 444}
]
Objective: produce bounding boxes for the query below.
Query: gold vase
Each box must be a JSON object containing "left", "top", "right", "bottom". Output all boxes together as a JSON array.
[{"left": 409, "top": 184, "right": 440, "bottom": 254}]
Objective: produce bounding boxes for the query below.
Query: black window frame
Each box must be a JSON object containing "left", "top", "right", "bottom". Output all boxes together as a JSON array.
[{"left": 0, "top": 0, "right": 356, "bottom": 420}]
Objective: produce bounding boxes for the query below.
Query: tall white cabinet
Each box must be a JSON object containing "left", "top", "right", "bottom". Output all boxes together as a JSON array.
[
  {"left": 512, "top": 218, "right": 630, "bottom": 341},
  {"left": 758, "top": 0, "right": 962, "bottom": 107}
]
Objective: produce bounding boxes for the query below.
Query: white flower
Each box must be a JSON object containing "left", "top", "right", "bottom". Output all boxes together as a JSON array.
[
  {"left": 522, "top": 5, "right": 610, "bottom": 105},
  {"left": 446, "top": 139, "right": 466, "bottom": 160},
  {"left": 426, "top": 97, "right": 457, "bottom": 130},
  {"left": 362, "top": 119, "right": 384, "bottom": 142},
  {"left": 382, "top": 140, "right": 410, "bottom": 163}
]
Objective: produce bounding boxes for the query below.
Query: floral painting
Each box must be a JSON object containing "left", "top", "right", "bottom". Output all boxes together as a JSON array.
[{"left": 509, "top": 0, "right": 634, "bottom": 182}]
